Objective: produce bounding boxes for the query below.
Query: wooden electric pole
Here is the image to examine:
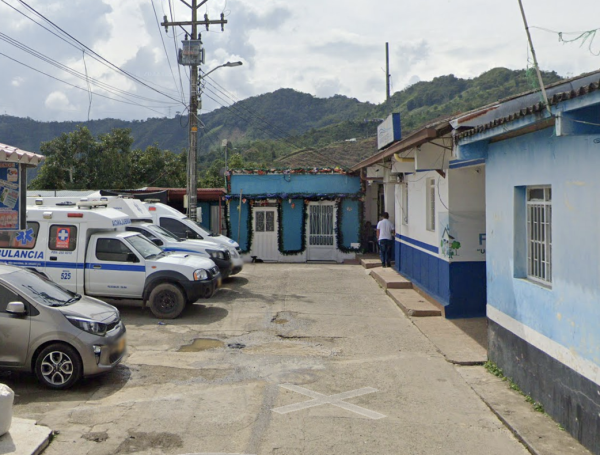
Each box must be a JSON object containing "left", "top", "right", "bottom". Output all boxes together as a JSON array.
[
  {"left": 385, "top": 42, "right": 391, "bottom": 101},
  {"left": 161, "top": 1, "right": 227, "bottom": 221}
]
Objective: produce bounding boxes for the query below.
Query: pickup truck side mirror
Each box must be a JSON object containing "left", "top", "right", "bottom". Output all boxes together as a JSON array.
[
  {"left": 151, "top": 238, "right": 163, "bottom": 246},
  {"left": 6, "top": 301, "right": 26, "bottom": 315}
]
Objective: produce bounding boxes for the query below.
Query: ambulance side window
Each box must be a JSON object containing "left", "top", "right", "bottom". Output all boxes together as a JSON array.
[
  {"left": 48, "top": 225, "right": 78, "bottom": 251},
  {"left": 0, "top": 221, "right": 40, "bottom": 249},
  {"left": 160, "top": 217, "right": 202, "bottom": 240}
]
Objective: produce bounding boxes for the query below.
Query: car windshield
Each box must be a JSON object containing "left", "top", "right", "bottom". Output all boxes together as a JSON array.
[
  {"left": 147, "top": 224, "right": 181, "bottom": 242},
  {"left": 125, "top": 233, "right": 164, "bottom": 259},
  {"left": 10, "top": 269, "right": 78, "bottom": 308}
]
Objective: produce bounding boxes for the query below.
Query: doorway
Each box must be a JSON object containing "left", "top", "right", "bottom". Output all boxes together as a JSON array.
[
  {"left": 307, "top": 201, "right": 336, "bottom": 261},
  {"left": 253, "top": 206, "right": 278, "bottom": 261}
]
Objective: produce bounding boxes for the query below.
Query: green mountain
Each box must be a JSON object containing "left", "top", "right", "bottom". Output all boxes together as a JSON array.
[{"left": 0, "top": 67, "right": 563, "bottom": 171}]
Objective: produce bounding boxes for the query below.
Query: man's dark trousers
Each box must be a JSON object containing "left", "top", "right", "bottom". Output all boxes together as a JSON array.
[{"left": 379, "top": 239, "right": 393, "bottom": 267}]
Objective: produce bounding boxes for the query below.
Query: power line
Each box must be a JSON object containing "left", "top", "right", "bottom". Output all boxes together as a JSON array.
[
  {"left": 0, "top": 52, "right": 171, "bottom": 116},
  {"left": 0, "top": 0, "right": 183, "bottom": 98},
  {"left": 150, "top": 0, "right": 185, "bottom": 104},
  {"left": 0, "top": 32, "right": 177, "bottom": 106},
  {"left": 14, "top": 0, "right": 185, "bottom": 105}
]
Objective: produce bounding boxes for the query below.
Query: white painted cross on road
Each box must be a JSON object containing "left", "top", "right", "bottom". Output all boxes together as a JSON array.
[{"left": 272, "top": 384, "right": 386, "bottom": 420}]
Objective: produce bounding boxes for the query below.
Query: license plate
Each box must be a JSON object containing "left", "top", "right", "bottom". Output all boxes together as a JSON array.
[{"left": 217, "top": 278, "right": 222, "bottom": 287}]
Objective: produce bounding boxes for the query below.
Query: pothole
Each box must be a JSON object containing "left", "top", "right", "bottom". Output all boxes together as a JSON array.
[
  {"left": 227, "top": 343, "right": 246, "bottom": 350},
  {"left": 178, "top": 338, "right": 224, "bottom": 352},
  {"left": 271, "top": 311, "right": 296, "bottom": 325}
]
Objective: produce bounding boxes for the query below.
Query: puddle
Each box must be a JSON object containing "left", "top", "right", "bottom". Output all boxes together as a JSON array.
[
  {"left": 178, "top": 338, "right": 224, "bottom": 352},
  {"left": 272, "top": 318, "right": 288, "bottom": 325}
]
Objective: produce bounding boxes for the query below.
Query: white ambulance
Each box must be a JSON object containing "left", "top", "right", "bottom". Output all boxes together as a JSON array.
[
  {"left": 1, "top": 205, "right": 221, "bottom": 319},
  {"left": 143, "top": 202, "right": 244, "bottom": 275}
]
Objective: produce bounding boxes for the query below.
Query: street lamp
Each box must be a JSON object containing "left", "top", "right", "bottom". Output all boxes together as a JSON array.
[{"left": 187, "top": 60, "right": 242, "bottom": 222}]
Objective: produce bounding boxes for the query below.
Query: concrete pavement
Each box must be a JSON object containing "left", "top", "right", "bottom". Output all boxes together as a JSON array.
[{"left": 2, "top": 263, "right": 559, "bottom": 454}]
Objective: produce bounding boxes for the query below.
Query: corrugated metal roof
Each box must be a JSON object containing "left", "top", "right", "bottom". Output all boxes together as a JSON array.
[{"left": 0, "top": 143, "right": 45, "bottom": 166}]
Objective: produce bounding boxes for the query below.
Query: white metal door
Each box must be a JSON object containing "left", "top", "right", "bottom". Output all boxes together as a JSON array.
[
  {"left": 307, "top": 202, "right": 336, "bottom": 261},
  {"left": 253, "top": 207, "right": 278, "bottom": 261}
]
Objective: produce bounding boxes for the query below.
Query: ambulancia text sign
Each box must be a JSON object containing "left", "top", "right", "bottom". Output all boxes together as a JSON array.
[
  {"left": 377, "top": 113, "right": 402, "bottom": 150},
  {"left": 0, "top": 162, "right": 20, "bottom": 230}
]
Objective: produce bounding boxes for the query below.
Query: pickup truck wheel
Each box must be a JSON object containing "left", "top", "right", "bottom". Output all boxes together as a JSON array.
[
  {"left": 35, "top": 343, "right": 82, "bottom": 390},
  {"left": 149, "top": 283, "right": 185, "bottom": 319}
]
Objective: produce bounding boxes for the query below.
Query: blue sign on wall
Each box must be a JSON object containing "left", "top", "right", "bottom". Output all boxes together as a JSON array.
[
  {"left": 0, "top": 162, "right": 20, "bottom": 230},
  {"left": 377, "top": 113, "right": 402, "bottom": 150}
]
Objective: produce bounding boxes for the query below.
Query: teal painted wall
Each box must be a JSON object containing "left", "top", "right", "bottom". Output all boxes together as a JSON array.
[
  {"left": 228, "top": 200, "right": 250, "bottom": 252},
  {"left": 339, "top": 199, "right": 360, "bottom": 248},
  {"left": 281, "top": 199, "right": 304, "bottom": 251},
  {"left": 230, "top": 173, "right": 361, "bottom": 195},
  {"left": 198, "top": 202, "right": 211, "bottom": 230}
]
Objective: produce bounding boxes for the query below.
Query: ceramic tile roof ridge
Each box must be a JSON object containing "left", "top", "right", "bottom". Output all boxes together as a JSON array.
[
  {"left": 456, "top": 74, "right": 600, "bottom": 140},
  {"left": 0, "top": 142, "right": 45, "bottom": 165}
]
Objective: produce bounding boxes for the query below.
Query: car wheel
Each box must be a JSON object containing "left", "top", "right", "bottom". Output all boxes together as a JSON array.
[
  {"left": 149, "top": 283, "right": 185, "bottom": 319},
  {"left": 34, "top": 343, "right": 82, "bottom": 390}
]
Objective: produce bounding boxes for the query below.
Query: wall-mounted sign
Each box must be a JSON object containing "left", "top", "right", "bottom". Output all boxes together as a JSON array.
[
  {"left": 0, "top": 162, "right": 20, "bottom": 230},
  {"left": 377, "top": 113, "right": 402, "bottom": 150}
]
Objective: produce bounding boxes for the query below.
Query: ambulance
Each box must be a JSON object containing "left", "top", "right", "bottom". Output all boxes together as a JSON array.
[
  {"left": 28, "top": 197, "right": 236, "bottom": 278},
  {"left": 1, "top": 205, "right": 221, "bottom": 319}
]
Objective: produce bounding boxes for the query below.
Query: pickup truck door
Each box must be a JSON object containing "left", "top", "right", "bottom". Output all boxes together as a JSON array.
[
  {"left": 85, "top": 237, "right": 146, "bottom": 298},
  {"left": 45, "top": 223, "right": 79, "bottom": 292}
]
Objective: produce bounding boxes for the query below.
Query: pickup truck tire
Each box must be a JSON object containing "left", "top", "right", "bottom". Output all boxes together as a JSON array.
[
  {"left": 149, "top": 283, "right": 185, "bottom": 319},
  {"left": 34, "top": 343, "right": 82, "bottom": 390}
]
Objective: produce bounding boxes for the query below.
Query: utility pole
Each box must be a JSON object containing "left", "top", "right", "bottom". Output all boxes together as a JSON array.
[
  {"left": 162, "top": 2, "right": 227, "bottom": 221},
  {"left": 385, "top": 42, "right": 391, "bottom": 101}
]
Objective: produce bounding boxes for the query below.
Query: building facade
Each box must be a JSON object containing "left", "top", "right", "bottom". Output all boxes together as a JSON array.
[
  {"left": 456, "top": 72, "right": 600, "bottom": 453},
  {"left": 227, "top": 169, "right": 362, "bottom": 263}
]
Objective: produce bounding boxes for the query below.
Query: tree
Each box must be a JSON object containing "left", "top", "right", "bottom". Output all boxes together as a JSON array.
[{"left": 30, "top": 127, "right": 186, "bottom": 190}]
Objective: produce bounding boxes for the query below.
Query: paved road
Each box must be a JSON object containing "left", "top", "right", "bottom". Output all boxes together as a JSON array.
[{"left": 6, "top": 264, "right": 528, "bottom": 455}]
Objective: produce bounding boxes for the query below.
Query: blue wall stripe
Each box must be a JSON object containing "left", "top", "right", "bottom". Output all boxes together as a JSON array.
[
  {"left": 449, "top": 158, "right": 486, "bottom": 169},
  {"left": 397, "top": 233, "right": 438, "bottom": 254}
]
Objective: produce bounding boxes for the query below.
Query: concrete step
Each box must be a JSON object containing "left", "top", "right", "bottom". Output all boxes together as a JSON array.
[
  {"left": 369, "top": 267, "right": 412, "bottom": 290},
  {"left": 386, "top": 289, "right": 442, "bottom": 317},
  {"left": 0, "top": 417, "right": 52, "bottom": 455},
  {"left": 360, "top": 258, "right": 389, "bottom": 269}
]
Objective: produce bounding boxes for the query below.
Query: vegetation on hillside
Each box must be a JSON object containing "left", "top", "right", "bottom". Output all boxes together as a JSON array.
[{"left": 2, "top": 67, "right": 566, "bottom": 187}]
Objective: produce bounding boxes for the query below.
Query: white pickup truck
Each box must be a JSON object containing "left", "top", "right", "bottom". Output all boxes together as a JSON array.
[{"left": 0, "top": 205, "right": 221, "bottom": 319}]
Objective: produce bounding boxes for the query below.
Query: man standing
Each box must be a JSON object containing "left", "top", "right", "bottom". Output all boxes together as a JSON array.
[{"left": 376, "top": 212, "right": 395, "bottom": 268}]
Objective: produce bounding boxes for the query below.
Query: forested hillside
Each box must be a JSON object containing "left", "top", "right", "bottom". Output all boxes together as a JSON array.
[{"left": 0, "top": 67, "right": 564, "bottom": 171}]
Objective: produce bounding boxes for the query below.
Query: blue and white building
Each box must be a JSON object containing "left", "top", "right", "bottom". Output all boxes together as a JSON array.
[
  {"left": 353, "top": 117, "right": 487, "bottom": 319},
  {"left": 456, "top": 71, "right": 600, "bottom": 454}
]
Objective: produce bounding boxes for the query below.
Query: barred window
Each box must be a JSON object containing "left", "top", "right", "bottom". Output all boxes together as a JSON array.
[{"left": 527, "top": 186, "right": 552, "bottom": 285}]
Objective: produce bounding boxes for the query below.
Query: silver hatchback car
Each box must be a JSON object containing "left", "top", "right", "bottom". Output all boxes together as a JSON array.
[{"left": 0, "top": 264, "right": 126, "bottom": 389}]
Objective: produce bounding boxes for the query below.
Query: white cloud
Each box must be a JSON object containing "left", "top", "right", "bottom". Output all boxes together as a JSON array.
[
  {"left": 44, "top": 91, "right": 77, "bottom": 111},
  {"left": 1, "top": 0, "right": 599, "bottom": 121}
]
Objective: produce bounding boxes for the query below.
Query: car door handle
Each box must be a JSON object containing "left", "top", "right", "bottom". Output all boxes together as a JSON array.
[
  {"left": 93, "top": 265, "right": 102, "bottom": 269},
  {"left": 50, "top": 256, "right": 57, "bottom": 261}
]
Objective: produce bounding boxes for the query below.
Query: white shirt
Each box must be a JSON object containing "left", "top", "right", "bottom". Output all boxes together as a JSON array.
[{"left": 376, "top": 219, "right": 394, "bottom": 240}]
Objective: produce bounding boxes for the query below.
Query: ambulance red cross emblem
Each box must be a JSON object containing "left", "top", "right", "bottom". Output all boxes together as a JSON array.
[{"left": 56, "top": 227, "right": 71, "bottom": 249}]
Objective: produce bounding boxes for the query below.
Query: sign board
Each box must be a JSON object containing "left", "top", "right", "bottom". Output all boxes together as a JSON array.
[
  {"left": 0, "top": 162, "right": 20, "bottom": 230},
  {"left": 55, "top": 227, "right": 71, "bottom": 249},
  {"left": 377, "top": 113, "right": 402, "bottom": 150}
]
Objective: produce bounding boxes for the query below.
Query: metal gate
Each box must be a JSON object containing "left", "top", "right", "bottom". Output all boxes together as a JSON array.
[{"left": 307, "top": 202, "right": 336, "bottom": 261}]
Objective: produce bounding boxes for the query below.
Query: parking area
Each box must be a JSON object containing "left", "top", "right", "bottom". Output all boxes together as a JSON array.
[{"left": 4, "top": 263, "right": 528, "bottom": 455}]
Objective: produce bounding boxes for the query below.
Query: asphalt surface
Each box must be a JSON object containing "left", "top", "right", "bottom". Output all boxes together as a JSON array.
[{"left": 5, "top": 263, "right": 529, "bottom": 455}]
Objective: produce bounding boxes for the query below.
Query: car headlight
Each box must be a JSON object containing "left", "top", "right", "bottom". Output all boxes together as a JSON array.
[
  {"left": 194, "top": 269, "right": 209, "bottom": 281},
  {"left": 206, "top": 249, "right": 226, "bottom": 260},
  {"left": 66, "top": 316, "right": 107, "bottom": 336}
]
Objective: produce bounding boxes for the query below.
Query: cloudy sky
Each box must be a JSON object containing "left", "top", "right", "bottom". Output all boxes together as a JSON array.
[{"left": 0, "top": 0, "right": 599, "bottom": 122}]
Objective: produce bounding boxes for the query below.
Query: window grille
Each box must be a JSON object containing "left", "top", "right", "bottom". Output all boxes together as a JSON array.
[
  {"left": 309, "top": 205, "right": 334, "bottom": 246},
  {"left": 426, "top": 178, "right": 436, "bottom": 231},
  {"left": 527, "top": 186, "right": 552, "bottom": 284}
]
